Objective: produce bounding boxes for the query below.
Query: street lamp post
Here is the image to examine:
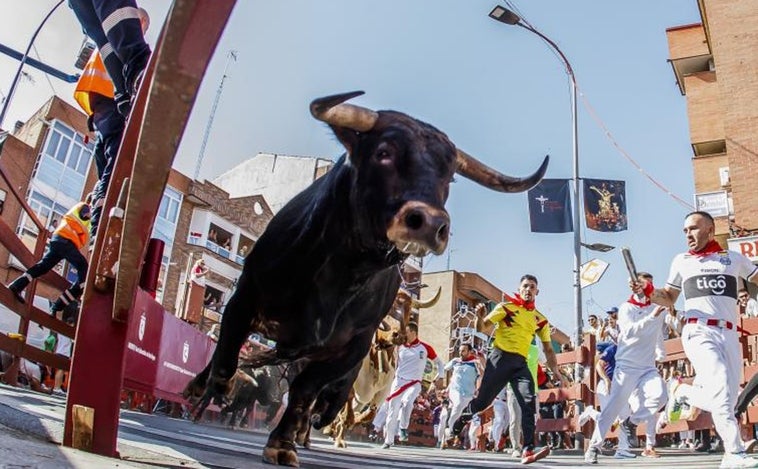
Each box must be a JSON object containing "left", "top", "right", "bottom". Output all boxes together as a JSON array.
[
  {"left": 488, "top": 6, "right": 583, "bottom": 349},
  {"left": 0, "top": 0, "right": 65, "bottom": 128}
]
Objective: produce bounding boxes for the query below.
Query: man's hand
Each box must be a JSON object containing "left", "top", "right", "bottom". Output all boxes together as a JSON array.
[
  {"left": 604, "top": 377, "right": 612, "bottom": 391},
  {"left": 474, "top": 303, "right": 487, "bottom": 315},
  {"left": 629, "top": 278, "right": 645, "bottom": 296}
]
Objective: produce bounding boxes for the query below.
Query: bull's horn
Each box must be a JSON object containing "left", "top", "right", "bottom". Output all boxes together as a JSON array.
[
  {"left": 378, "top": 320, "right": 390, "bottom": 331},
  {"left": 455, "top": 150, "right": 549, "bottom": 193},
  {"left": 310, "top": 91, "right": 378, "bottom": 132},
  {"left": 412, "top": 287, "right": 442, "bottom": 309}
]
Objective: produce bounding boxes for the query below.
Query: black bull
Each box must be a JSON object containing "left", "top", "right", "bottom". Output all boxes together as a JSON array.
[{"left": 184, "top": 91, "right": 548, "bottom": 466}]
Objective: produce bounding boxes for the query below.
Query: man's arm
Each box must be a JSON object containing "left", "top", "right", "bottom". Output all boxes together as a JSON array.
[
  {"left": 542, "top": 341, "right": 568, "bottom": 388},
  {"left": 630, "top": 280, "right": 680, "bottom": 308}
]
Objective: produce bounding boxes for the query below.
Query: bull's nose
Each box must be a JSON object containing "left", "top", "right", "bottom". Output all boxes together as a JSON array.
[
  {"left": 403, "top": 206, "right": 450, "bottom": 250},
  {"left": 388, "top": 201, "right": 451, "bottom": 255}
]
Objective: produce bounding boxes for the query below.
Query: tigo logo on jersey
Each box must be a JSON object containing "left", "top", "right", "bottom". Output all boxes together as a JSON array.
[
  {"left": 696, "top": 275, "right": 728, "bottom": 294},
  {"left": 683, "top": 274, "right": 737, "bottom": 299}
]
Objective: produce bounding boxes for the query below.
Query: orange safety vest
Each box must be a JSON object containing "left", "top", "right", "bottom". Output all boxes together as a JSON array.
[
  {"left": 54, "top": 203, "right": 91, "bottom": 250},
  {"left": 74, "top": 50, "right": 114, "bottom": 116}
]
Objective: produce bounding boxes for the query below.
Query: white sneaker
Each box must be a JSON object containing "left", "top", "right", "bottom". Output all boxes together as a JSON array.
[
  {"left": 584, "top": 446, "right": 599, "bottom": 464},
  {"left": 719, "top": 452, "right": 758, "bottom": 468},
  {"left": 665, "top": 378, "right": 686, "bottom": 422},
  {"left": 511, "top": 448, "right": 521, "bottom": 458},
  {"left": 614, "top": 448, "right": 636, "bottom": 459},
  {"left": 578, "top": 405, "right": 595, "bottom": 427}
]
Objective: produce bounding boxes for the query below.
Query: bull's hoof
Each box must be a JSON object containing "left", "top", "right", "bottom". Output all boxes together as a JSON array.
[
  {"left": 334, "top": 438, "right": 347, "bottom": 449},
  {"left": 295, "top": 430, "right": 311, "bottom": 449},
  {"left": 262, "top": 446, "right": 299, "bottom": 467}
]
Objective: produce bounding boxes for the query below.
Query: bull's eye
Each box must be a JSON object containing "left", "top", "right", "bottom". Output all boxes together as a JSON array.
[{"left": 377, "top": 149, "right": 392, "bottom": 163}]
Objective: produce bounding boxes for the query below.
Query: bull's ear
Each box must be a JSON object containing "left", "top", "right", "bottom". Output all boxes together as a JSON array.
[{"left": 330, "top": 125, "right": 361, "bottom": 160}]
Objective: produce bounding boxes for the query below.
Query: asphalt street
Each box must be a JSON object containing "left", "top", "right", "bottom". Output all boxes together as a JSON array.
[{"left": 0, "top": 383, "right": 728, "bottom": 468}]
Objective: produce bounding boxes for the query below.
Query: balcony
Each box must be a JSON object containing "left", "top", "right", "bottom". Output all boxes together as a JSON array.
[
  {"left": 187, "top": 235, "right": 244, "bottom": 266},
  {"left": 666, "top": 23, "right": 712, "bottom": 95}
]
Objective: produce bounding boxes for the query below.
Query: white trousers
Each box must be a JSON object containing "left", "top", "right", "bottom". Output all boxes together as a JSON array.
[
  {"left": 506, "top": 385, "right": 523, "bottom": 449},
  {"left": 589, "top": 367, "right": 666, "bottom": 450},
  {"left": 446, "top": 389, "right": 474, "bottom": 435},
  {"left": 372, "top": 401, "right": 388, "bottom": 432},
  {"left": 383, "top": 381, "right": 421, "bottom": 445},
  {"left": 436, "top": 406, "right": 449, "bottom": 443},
  {"left": 490, "top": 398, "right": 510, "bottom": 445},
  {"left": 677, "top": 323, "right": 743, "bottom": 454}
]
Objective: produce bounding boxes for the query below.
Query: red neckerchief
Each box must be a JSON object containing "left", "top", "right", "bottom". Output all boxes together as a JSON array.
[
  {"left": 504, "top": 293, "right": 535, "bottom": 311},
  {"left": 461, "top": 355, "right": 477, "bottom": 362},
  {"left": 688, "top": 240, "right": 722, "bottom": 258},
  {"left": 405, "top": 338, "right": 420, "bottom": 348},
  {"left": 627, "top": 295, "right": 650, "bottom": 307},
  {"left": 628, "top": 281, "right": 654, "bottom": 306}
]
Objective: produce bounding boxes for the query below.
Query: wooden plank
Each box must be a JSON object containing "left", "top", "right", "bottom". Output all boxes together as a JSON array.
[
  {"left": 535, "top": 417, "right": 572, "bottom": 432},
  {"left": 71, "top": 405, "right": 94, "bottom": 451}
]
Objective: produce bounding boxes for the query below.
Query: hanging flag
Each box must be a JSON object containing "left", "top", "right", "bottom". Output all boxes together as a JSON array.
[
  {"left": 527, "top": 179, "right": 572, "bottom": 233},
  {"left": 583, "top": 178, "right": 628, "bottom": 232}
]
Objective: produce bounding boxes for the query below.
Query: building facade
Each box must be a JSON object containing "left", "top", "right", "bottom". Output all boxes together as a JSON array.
[
  {"left": 0, "top": 97, "right": 96, "bottom": 301},
  {"left": 666, "top": 0, "right": 758, "bottom": 289}
]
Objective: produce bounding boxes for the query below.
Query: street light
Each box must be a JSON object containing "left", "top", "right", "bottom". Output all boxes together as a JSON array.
[
  {"left": 0, "top": 0, "right": 65, "bottom": 128},
  {"left": 581, "top": 242, "right": 615, "bottom": 253},
  {"left": 489, "top": 5, "right": 583, "bottom": 348}
]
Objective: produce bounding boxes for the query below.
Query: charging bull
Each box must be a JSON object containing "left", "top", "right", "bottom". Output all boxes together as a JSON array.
[{"left": 184, "top": 91, "right": 548, "bottom": 466}]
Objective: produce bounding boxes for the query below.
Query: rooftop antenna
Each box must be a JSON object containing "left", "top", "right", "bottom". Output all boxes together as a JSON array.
[{"left": 194, "top": 49, "right": 237, "bottom": 180}]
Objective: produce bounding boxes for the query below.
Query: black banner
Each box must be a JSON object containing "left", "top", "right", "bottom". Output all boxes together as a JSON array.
[
  {"left": 583, "top": 178, "right": 628, "bottom": 232},
  {"left": 527, "top": 179, "right": 573, "bottom": 233}
]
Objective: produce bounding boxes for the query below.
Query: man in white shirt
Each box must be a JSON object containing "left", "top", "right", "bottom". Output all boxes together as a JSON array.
[
  {"left": 636, "top": 211, "right": 758, "bottom": 469},
  {"left": 738, "top": 289, "right": 758, "bottom": 318},
  {"left": 382, "top": 322, "right": 443, "bottom": 448},
  {"left": 585, "top": 272, "right": 669, "bottom": 463},
  {"left": 442, "top": 343, "right": 482, "bottom": 445}
]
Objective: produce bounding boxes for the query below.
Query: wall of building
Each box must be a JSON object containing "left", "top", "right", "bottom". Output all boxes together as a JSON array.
[
  {"left": 213, "top": 153, "right": 332, "bottom": 213},
  {"left": 703, "top": 0, "right": 758, "bottom": 229}
]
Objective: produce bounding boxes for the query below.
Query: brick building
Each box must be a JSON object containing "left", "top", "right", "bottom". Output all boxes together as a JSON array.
[
  {"left": 666, "top": 0, "right": 758, "bottom": 291},
  {"left": 0, "top": 96, "right": 96, "bottom": 302}
]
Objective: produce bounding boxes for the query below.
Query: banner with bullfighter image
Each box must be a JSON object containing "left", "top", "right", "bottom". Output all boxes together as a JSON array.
[
  {"left": 583, "top": 178, "right": 628, "bottom": 232},
  {"left": 527, "top": 178, "right": 573, "bottom": 233}
]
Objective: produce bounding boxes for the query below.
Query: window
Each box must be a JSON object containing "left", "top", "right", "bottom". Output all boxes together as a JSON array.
[
  {"left": 158, "top": 186, "right": 182, "bottom": 224},
  {"left": 41, "top": 121, "right": 92, "bottom": 176}
]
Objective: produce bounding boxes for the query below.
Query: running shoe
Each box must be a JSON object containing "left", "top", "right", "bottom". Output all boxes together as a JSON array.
[
  {"left": 614, "top": 448, "right": 636, "bottom": 459},
  {"left": 642, "top": 448, "right": 660, "bottom": 458},
  {"left": 521, "top": 446, "right": 550, "bottom": 464},
  {"left": 584, "top": 446, "right": 599, "bottom": 464},
  {"left": 665, "top": 377, "right": 686, "bottom": 422},
  {"left": 398, "top": 429, "right": 408, "bottom": 442},
  {"left": 719, "top": 451, "right": 758, "bottom": 468}
]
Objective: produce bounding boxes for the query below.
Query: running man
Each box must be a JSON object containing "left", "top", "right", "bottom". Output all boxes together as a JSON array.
[{"left": 635, "top": 211, "right": 758, "bottom": 469}]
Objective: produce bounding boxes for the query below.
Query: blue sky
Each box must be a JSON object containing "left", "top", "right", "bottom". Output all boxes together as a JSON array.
[{"left": 0, "top": 1, "right": 702, "bottom": 337}]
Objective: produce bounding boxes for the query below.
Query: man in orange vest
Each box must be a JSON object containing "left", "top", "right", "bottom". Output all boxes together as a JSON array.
[
  {"left": 69, "top": 1, "right": 151, "bottom": 114},
  {"left": 72, "top": 5, "right": 149, "bottom": 240},
  {"left": 7, "top": 202, "right": 91, "bottom": 316}
]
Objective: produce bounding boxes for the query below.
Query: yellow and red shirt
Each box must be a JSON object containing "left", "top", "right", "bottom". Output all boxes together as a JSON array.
[{"left": 485, "top": 294, "right": 551, "bottom": 358}]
